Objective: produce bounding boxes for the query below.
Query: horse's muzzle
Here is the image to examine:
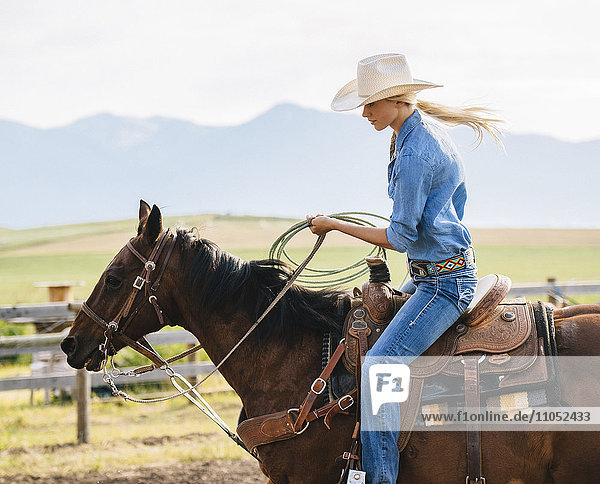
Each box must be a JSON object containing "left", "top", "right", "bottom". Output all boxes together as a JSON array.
[
  {"left": 60, "top": 335, "right": 104, "bottom": 371},
  {"left": 60, "top": 335, "right": 77, "bottom": 358}
]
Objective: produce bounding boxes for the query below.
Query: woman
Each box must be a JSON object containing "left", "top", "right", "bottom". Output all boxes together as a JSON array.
[{"left": 307, "top": 53, "right": 502, "bottom": 484}]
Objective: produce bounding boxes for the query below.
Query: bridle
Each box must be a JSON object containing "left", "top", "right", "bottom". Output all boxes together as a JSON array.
[
  {"left": 77, "top": 227, "right": 326, "bottom": 458},
  {"left": 81, "top": 230, "right": 181, "bottom": 370}
]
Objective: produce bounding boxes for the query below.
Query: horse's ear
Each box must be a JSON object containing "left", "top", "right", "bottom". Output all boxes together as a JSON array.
[
  {"left": 139, "top": 200, "right": 152, "bottom": 223},
  {"left": 141, "top": 204, "right": 163, "bottom": 243}
]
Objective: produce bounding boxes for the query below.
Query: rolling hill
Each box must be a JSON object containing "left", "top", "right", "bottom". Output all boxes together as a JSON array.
[{"left": 1, "top": 104, "right": 598, "bottom": 229}]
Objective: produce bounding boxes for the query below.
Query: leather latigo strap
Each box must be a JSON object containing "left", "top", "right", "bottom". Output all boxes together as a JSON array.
[
  {"left": 307, "top": 389, "right": 357, "bottom": 430},
  {"left": 293, "top": 339, "right": 346, "bottom": 432},
  {"left": 337, "top": 321, "right": 369, "bottom": 483},
  {"left": 464, "top": 357, "right": 484, "bottom": 484},
  {"left": 337, "top": 422, "right": 362, "bottom": 484}
]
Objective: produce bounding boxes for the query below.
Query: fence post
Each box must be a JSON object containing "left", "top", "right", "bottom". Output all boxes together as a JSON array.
[
  {"left": 76, "top": 368, "right": 90, "bottom": 444},
  {"left": 547, "top": 277, "right": 562, "bottom": 307}
]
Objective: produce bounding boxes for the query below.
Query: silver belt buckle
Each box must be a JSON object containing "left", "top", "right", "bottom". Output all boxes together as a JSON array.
[{"left": 465, "top": 247, "right": 475, "bottom": 266}]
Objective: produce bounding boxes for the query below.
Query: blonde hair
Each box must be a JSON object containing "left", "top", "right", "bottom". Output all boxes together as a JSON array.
[{"left": 387, "top": 92, "right": 504, "bottom": 150}]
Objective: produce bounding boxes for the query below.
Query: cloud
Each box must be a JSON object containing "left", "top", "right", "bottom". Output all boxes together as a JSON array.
[{"left": 0, "top": 0, "right": 598, "bottom": 141}]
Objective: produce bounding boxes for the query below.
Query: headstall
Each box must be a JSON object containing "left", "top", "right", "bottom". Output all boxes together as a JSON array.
[
  {"left": 81, "top": 230, "right": 181, "bottom": 371},
  {"left": 77, "top": 227, "right": 332, "bottom": 459}
]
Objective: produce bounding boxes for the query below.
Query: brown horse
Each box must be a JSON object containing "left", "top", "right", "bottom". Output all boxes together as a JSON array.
[{"left": 61, "top": 201, "right": 600, "bottom": 483}]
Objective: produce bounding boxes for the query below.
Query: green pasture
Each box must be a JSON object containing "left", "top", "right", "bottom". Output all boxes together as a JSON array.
[
  {"left": 1, "top": 216, "right": 600, "bottom": 305},
  {"left": 0, "top": 385, "right": 248, "bottom": 477},
  {"left": 2, "top": 245, "right": 600, "bottom": 305},
  {"left": 1, "top": 217, "right": 599, "bottom": 479}
]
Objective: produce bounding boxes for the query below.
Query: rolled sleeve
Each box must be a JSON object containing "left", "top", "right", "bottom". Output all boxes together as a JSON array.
[{"left": 386, "top": 154, "right": 433, "bottom": 253}]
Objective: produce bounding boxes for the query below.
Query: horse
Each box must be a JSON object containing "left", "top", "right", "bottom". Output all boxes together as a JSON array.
[{"left": 61, "top": 201, "right": 600, "bottom": 483}]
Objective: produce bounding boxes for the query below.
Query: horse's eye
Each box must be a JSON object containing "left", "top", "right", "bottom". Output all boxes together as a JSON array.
[{"left": 106, "top": 275, "right": 122, "bottom": 288}]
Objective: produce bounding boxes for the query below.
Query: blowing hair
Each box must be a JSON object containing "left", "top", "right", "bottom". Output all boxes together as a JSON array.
[{"left": 388, "top": 92, "right": 504, "bottom": 149}]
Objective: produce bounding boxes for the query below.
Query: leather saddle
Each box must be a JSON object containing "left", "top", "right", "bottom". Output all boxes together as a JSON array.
[
  {"left": 342, "top": 264, "right": 517, "bottom": 375},
  {"left": 333, "top": 258, "right": 558, "bottom": 441}
]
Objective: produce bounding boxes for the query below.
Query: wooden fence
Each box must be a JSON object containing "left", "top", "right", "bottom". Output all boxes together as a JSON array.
[{"left": 0, "top": 329, "right": 215, "bottom": 444}]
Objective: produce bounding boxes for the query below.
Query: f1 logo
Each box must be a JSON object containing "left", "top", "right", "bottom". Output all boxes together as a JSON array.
[{"left": 369, "top": 363, "right": 411, "bottom": 415}]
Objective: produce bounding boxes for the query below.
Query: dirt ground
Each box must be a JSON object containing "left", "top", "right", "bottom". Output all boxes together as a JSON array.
[{"left": 3, "top": 459, "right": 266, "bottom": 484}]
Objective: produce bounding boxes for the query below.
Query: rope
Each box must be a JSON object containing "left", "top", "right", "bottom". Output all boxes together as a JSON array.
[{"left": 269, "top": 212, "right": 391, "bottom": 288}]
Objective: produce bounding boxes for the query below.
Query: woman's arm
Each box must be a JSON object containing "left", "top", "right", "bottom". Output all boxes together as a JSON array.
[{"left": 306, "top": 215, "right": 395, "bottom": 250}]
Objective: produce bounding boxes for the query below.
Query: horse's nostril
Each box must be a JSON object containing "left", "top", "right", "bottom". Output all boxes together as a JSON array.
[{"left": 60, "top": 336, "right": 77, "bottom": 356}]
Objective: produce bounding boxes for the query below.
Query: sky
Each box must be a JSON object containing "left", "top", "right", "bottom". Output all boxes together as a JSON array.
[{"left": 1, "top": 0, "right": 599, "bottom": 142}]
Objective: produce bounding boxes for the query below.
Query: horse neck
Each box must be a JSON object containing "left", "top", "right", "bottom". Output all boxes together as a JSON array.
[
  {"left": 186, "top": 308, "right": 325, "bottom": 415},
  {"left": 168, "top": 242, "right": 332, "bottom": 415}
]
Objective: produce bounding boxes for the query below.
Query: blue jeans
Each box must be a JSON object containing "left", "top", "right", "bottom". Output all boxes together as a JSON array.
[{"left": 360, "top": 264, "right": 478, "bottom": 484}]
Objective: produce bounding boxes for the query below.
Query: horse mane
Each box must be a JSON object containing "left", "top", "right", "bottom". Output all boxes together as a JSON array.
[{"left": 176, "top": 228, "right": 347, "bottom": 343}]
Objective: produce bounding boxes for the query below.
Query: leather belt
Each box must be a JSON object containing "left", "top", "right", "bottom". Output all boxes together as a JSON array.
[{"left": 408, "top": 247, "right": 475, "bottom": 277}]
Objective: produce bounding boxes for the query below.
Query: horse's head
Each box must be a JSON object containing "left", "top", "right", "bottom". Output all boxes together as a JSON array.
[{"left": 61, "top": 200, "right": 177, "bottom": 371}]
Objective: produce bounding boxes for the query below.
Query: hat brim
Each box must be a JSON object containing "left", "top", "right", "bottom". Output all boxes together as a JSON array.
[{"left": 331, "top": 78, "right": 442, "bottom": 112}]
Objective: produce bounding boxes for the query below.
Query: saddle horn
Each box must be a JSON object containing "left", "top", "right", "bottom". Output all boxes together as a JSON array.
[{"left": 365, "top": 256, "right": 391, "bottom": 283}]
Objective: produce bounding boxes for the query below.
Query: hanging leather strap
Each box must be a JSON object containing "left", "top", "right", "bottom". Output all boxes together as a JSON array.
[
  {"left": 294, "top": 339, "right": 346, "bottom": 432},
  {"left": 337, "top": 323, "right": 370, "bottom": 483},
  {"left": 464, "top": 357, "right": 485, "bottom": 484},
  {"left": 307, "top": 389, "right": 357, "bottom": 430},
  {"left": 337, "top": 422, "right": 362, "bottom": 484}
]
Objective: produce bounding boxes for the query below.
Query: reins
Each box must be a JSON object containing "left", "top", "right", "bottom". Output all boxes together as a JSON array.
[{"left": 80, "top": 228, "right": 326, "bottom": 457}]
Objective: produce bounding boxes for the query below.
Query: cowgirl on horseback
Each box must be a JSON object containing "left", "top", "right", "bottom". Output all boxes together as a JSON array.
[{"left": 307, "top": 53, "right": 502, "bottom": 484}]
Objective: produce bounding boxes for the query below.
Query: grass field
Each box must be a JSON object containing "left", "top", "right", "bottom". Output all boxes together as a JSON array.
[
  {"left": 1, "top": 215, "right": 599, "bottom": 479},
  {"left": 1, "top": 214, "right": 600, "bottom": 304},
  {"left": 0, "top": 384, "right": 249, "bottom": 477}
]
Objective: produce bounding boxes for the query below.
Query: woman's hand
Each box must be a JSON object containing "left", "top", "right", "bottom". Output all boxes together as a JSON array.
[
  {"left": 306, "top": 214, "right": 337, "bottom": 236},
  {"left": 307, "top": 214, "right": 395, "bottom": 249}
]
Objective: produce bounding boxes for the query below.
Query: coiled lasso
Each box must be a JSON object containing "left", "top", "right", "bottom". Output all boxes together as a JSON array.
[{"left": 269, "top": 211, "right": 402, "bottom": 288}]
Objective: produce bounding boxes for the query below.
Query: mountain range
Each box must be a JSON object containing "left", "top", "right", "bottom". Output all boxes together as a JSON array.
[{"left": 1, "top": 103, "right": 598, "bottom": 229}]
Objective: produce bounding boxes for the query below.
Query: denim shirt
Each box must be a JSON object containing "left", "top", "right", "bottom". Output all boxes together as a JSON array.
[{"left": 385, "top": 109, "right": 472, "bottom": 262}]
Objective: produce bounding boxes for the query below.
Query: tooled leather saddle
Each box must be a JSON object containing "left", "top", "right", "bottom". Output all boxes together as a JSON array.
[
  {"left": 341, "top": 258, "right": 524, "bottom": 374},
  {"left": 331, "top": 257, "right": 559, "bottom": 484}
]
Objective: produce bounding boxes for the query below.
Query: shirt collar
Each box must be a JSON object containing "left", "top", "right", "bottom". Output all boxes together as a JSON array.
[{"left": 395, "top": 109, "right": 421, "bottom": 152}]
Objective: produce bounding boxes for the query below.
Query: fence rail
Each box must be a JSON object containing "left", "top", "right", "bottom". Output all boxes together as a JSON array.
[
  {"left": 0, "top": 328, "right": 199, "bottom": 357},
  {"left": 0, "top": 361, "right": 215, "bottom": 392},
  {"left": 508, "top": 280, "right": 600, "bottom": 297}
]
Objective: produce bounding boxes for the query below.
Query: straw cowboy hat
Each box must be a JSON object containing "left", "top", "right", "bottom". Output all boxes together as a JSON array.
[{"left": 331, "top": 53, "right": 442, "bottom": 112}]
